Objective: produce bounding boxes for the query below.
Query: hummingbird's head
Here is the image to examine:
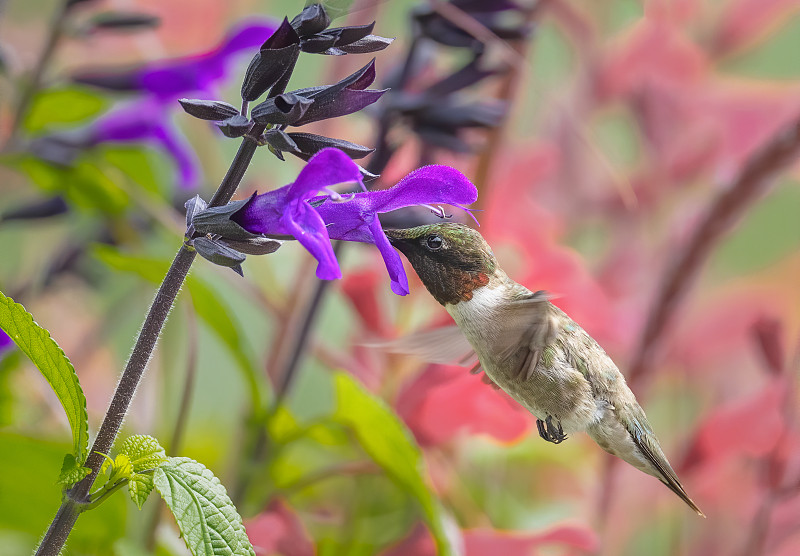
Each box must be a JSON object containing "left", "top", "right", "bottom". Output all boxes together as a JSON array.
[{"left": 385, "top": 223, "right": 499, "bottom": 305}]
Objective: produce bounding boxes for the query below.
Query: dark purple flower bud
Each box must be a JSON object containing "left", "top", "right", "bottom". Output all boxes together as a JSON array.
[
  {"left": 184, "top": 195, "right": 208, "bottom": 235},
  {"left": 216, "top": 115, "right": 252, "bottom": 138},
  {"left": 1, "top": 197, "right": 69, "bottom": 222},
  {"left": 290, "top": 4, "right": 331, "bottom": 37},
  {"left": 424, "top": 58, "right": 501, "bottom": 97},
  {"left": 263, "top": 129, "right": 300, "bottom": 158},
  {"left": 291, "top": 59, "right": 387, "bottom": 125},
  {"left": 241, "top": 18, "right": 301, "bottom": 102},
  {"left": 85, "top": 12, "right": 161, "bottom": 33},
  {"left": 300, "top": 34, "right": 339, "bottom": 54},
  {"left": 325, "top": 23, "right": 375, "bottom": 46},
  {"left": 287, "top": 132, "right": 373, "bottom": 161},
  {"left": 192, "top": 198, "right": 255, "bottom": 241},
  {"left": 333, "top": 35, "right": 394, "bottom": 55},
  {"left": 220, "top": 236, "right": 282, "bottom": 256},
  {"left": 251, "top": 92, "right": 313, "bottom": 125},
  {"left": 192, "top": 236, "right": 246, "bottom": 276},
  {"left": 178, "top": 99, "right": 240, "bottom": 121}
]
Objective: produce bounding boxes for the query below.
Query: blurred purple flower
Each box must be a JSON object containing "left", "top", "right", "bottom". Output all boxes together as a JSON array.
[
  {"left": 86, "top": 97, "right": 200, "bottom": 188},
  {"left": 231, "top": 148, "right": 478, "bottom": 294},
  {"left": 65, "top": 18, "right": 278, "bottom": 189},
  {"left": 74, "top": 19, "right": 278, "bottom": 100},
  {"left": 0, "top": 330, "right": 12, "bottom": 357}
]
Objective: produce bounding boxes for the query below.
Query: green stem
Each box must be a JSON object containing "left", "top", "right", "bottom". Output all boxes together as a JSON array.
[{"left": 5, "top": 0, "right": 70, "bottom": 148}]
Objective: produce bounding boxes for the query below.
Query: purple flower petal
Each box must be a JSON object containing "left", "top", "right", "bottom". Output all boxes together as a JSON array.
[
  {"left": 217, "top": 20, "right": 279, "bottom": 58},
  {"left": 360, "top": 165, "right": 478, "bottom": 212},
  {"left": 288, "top": 148, "right": 364, "bottom": 201},
  {"left": 152, "top": 123, "right": 202, "bottom": 190},
  {"left": 283, "top": 200, "right": 341, "bottom": 279},
  {"left": 369, "top": 217, "right": 409, "bottom": 295},
  {"left": 315, "top": 164, "right": 477, "bottom": 241}
]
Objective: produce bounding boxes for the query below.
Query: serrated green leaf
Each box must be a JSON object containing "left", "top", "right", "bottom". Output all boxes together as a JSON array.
[
  {"left": 109, "top": 454, "right": 133, "bottom": 483},
  {"left": 120, "top": 434, "right": 167, "bottom": 472},
  {"left": 332, "top": 372, "right": 458, "bottom": 556},
  {"left": 0, "top": 291, "right": 89, "bottom": 464},
  {"left": 129, "top": 473, "right": 155, "bottom": 510},
  {"left": 154, "top": 457, "right": 255, "bottom": 556},
  {"left": 57, "top": 453, "right": 91, "bottom": 486}
]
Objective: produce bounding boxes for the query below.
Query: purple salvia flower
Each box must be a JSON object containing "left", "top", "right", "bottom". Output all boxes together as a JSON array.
[
  {"left": 66, "top": 19, "right": 278, "bottom": 189},
  {"left": 232, "top": 149, "right": 364, "bottom": 280},
  {"left": 231, "top": 148, "right": 478, "bottom": 295},
  {"left": 315, "top": 164, "right": 477, "bottom": 295}
]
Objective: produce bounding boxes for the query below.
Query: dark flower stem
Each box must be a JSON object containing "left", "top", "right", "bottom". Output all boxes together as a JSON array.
[
  {"left": 595, "top": 113, "right": 800, "bottom": 528},
  {"left": 34, "top": 127, "right": 263, "bottom": 556},
  {"left": 628, "top": 114, "right": 800, "bottom": 385},
  {"left": 5, "top": 0, "right": 70, "bottom": 149}
]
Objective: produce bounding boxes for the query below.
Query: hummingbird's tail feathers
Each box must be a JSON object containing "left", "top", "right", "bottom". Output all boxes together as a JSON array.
[
  {"left": 630, "top": 432, "right": 706, "bottom": 517},
  {"left": 364, "top": 325, "right": 479, "bottom": 368}
]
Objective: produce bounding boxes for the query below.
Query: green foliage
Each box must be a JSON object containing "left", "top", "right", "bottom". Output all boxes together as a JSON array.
[
  {"left": 0, "top": 433, "right": 127, "bottom": 553},
  {"left": 331, "top": 372, "right": 458, "bottom": 556},
  {"left": 154, "top": 457, "right": 255, "bottom": 556},
  {"left": 24, "top": 87, "right": 107, "bottom": 133},
  {"left": 119, "top": 435, "right": 168, "bottom": 509},
  {"left": 93, "top": 246, "right": 267, "bottom": 410},
  {"left": 15, "top": 156, "right": 130, "bottom": 214},
  {"left": 0, "top": 291, "right": 89, "bottom": 467},
  {"left": 57, "top": 453, "right": 91, "bottom": 486}
]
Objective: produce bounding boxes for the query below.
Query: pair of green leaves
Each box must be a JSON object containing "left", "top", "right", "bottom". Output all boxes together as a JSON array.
[
  {"left": 0, "top": 291, "right": 256, "bottom": 556},
  {"left": 102, "top": 435, "right": 255, "bottom": 556}
]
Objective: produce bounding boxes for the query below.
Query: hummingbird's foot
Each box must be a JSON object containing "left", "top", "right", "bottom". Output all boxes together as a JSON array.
[{"left": 537, "top": 416, "right": 568, "bottom": 444}]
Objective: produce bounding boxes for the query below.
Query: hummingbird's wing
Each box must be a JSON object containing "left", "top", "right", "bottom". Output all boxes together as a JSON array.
[
  {"left": 496, "top": 292, "right": 560, "bottom": 381},
  {"left": 368, "top": 325, "right": 480, "bottom": 369}
]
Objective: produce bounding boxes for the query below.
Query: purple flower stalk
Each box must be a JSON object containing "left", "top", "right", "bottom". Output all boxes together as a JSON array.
[
  {"left": 69, "top": 19, "right": 278, "bottom": 189},
  {"left": 231, "top": 148, "right": 478, "bottom": 294}
]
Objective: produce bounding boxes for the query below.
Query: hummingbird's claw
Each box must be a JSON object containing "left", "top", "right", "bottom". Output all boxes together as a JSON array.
[{"left": 537, "top": 416, "right": 568, "bottom": 444}]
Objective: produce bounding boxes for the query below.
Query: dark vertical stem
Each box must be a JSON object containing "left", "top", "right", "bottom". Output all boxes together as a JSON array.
[
  {"left": 143, "top": 307, "right": 199, "bottom": 551},
  {"left": 5, "top": 0, "right": 70, "bottom": 148},
  {"left": 628, "top": 115, "right": 800, "bottom": 385},
  {"left": 35, "top": 124, "right": 261, "bottom": 555}
]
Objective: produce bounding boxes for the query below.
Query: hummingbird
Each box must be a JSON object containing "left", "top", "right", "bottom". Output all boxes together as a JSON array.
[{"left": 384, "top": 223, "right": 704, "bottom": 517}]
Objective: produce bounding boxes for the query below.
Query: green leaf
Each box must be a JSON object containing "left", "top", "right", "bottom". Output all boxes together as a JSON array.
[
  {"left": 0, "top": 291, "right": 89, "bottom": 464},
  {"left": 15, "top": 156, "right": 130, "bottom": 214},
  {"left": 154, "top": 457, "right": 255, "bottom": 556},
  {"left": 118, "top": 435, "right": 167, "bottom": 509},
  {"left": 129, "top": 472, "right": 155, "bottom": 510},
  {"left": 57, "top": 453, "right": 91, "bottom": 487},
  {"left": 120, "top": 434, "right": 168, "bottom": 472},
  {"left": 331, "top": 373, "right": 458, "bottom": 556},
  {"left": 24, "top": 87, "right": 107, "bottom": 133}
]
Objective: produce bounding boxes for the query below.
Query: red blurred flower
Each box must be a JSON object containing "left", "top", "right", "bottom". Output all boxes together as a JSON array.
[
  {"left": 396, "top": 364, "right": 531, "bottom": 447},
  {"left": 382, "top": 522, "right": 600, "bottom": 556},
  {"left": 245, "top": 499, "right": 315, "bottom": 556}
]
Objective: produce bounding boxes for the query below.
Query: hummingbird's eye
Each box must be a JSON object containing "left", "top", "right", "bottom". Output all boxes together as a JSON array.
[{"left": 425, "top": 234, "right": 443, "bottom": 251}]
